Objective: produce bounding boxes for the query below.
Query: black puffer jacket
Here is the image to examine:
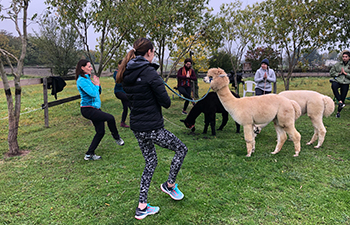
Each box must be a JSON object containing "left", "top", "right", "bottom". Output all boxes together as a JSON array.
[{"left": 123, "top": 56, "right": 171, "bottom": 132}]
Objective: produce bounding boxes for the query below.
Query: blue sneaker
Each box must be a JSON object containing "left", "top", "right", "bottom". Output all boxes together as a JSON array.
[
  {"left": 160, "top": 182, "right": 184, "bottom": 200},
  {"left": 135, "top": 203, "right": 159, "bottom": 220}
]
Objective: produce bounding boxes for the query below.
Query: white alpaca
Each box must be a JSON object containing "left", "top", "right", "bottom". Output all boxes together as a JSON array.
[
  {"left": 278, "top": 90, "right": 335, "bottom": 148},
  {"left": 204, "top": 68, "right": 302, "bottom": 157}
]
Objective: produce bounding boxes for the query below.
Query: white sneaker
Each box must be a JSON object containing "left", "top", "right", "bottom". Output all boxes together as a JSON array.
[
  {"left": 84, "top": 154, "right": 101, "bottom": 160},
  {"left": 115, "top": 137, "right": 124, "bottom": 146}
]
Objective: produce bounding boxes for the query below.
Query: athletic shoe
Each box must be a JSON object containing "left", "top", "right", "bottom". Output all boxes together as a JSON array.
[
  {"left": 160, "top": 182, "right": 184, "bottom": 200},
  {"left": 338, "top": 103, "right": 345, "bottom": 112},
  {"left": 182, "top": 110, "right": 188, "bottom": 115},
  {"left": 120, "top": 122, "right": 130, "bottom": 128},
  {"left": 84, "top": 154, "right": 101, "bottom": 160},
  {"left": 336, "top": 112, "right": 340, "bottom": 118},
  {"left": 115, "top": 137, "right": 124, "bottom": 146},
  {"left": 135, "top": 204, "right": 160, "bottom": 220}
]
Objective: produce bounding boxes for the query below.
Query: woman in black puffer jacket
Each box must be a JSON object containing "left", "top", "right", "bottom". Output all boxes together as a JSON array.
[{"left": 117, "top": 38, "right": 188, "bottom": 220}]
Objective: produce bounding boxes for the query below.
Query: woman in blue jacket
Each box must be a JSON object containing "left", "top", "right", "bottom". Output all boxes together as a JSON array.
[
  {"left": 117, "top": 38, "right": 188, "bottom": 220},
  {"left": 75, "top": 59, "right": 124, "bottom": 160}
]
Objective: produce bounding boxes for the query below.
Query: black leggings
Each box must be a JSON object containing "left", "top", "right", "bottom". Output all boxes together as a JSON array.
[
  {"left": 115, "top": 92, "right": 131, "bottom": 123},
  {"left": 133, "top": 128, "right": 188, "bottom": 203},
  {"left": 331, "top": 81, "right": 349, "bottom": 103},
  {"left": 81, "top": 107, "right": 120, "bottom": 155},
  {"left": 178, "top": 86, "right": 192, "bottom": 111},
  {"left": 255, "top": 88, "right": 271, "bottom": 96}
]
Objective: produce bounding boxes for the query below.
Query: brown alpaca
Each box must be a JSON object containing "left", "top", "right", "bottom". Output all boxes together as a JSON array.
[
  {"left": 204, "top": 68, "right": 302, "bottom": 157},
  {"left": 279, "top": 90, "right": 335, "bottom": 148}
]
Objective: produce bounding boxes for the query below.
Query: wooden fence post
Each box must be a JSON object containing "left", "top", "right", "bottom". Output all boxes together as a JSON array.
[{"left": 43, "top": 77, "right": 49, "bottom": 128}]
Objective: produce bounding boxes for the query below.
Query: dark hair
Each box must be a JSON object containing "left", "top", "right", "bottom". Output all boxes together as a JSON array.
[
  {"left": 184, "top": 58, "right": 193, "bottom": 64},
  {"left": 116, "top": 38, "right": 154, "bottom": 83},
  {"left": 343, "top": 51, "right": 350, "bottom": 58},
  {"left": 75, "top": 59, "right": 90, "bottom": 80}
]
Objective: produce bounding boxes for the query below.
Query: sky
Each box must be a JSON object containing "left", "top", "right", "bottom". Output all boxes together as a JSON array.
[{"left": 0, "top": 0, "right": 263, "bottom": 49}]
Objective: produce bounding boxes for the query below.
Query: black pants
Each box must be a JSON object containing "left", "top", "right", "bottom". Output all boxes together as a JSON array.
[
  {"left": 115, "top": 92, "right": 131, "bottom": 123},
  {"left": 331, "top": 81, "right": 349, "bottom": 103},
  {"left": 81, "top": 107, "right": 120, "bottom": 155},
  {"left": 255, "top": 88, "right": 271, "bottom": 96},
  {"left": 178, "top": 86, "right": 192, "bottom": 111}
]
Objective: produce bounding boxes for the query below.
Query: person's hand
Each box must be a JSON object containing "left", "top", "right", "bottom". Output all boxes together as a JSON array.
[
  {"left": 263, "top": 72, "right": 267, "bottom": 79},
  {"left": 92, "top": 75, "right": 100, "bottom": 86},
  {"left": 341, "top": 67, "right": 347, "bottom": 75}
]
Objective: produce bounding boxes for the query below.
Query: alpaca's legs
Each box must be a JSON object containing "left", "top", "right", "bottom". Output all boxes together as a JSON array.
[
  {"left": 283, "top": 126, "right": 301, "bottom": 157},
  {"left": 306, "top": 115, "right": 326, "bottom": 148},
  {"left": 306, "top": 129, "right": 318, "bottom": 146},
  {"left": 271, "top": 124, "right": 287, "bottom": 155},
  {"left": 244, "top": 125, "right": 255, "bottom": 157},
  {"left": 218, "top": 112, "right": 229, "bottom": 131}
]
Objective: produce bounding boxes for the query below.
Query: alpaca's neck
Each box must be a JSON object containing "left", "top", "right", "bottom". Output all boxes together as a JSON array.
[
  {"left": 216, "top": 86, "right": 237, "bottom": 105},
  {"left": 186, "top": 104, "right": 202, "bottom": 123}
]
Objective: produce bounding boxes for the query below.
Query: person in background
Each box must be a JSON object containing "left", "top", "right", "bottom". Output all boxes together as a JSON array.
[
  {"left": 113, "top": 60, "right": 131, "bottom": 128},
  {"left": 177, "top": 58, "right": 197, "bottom": 115},
  {"left": 75, "top": 59, "right": 124, "bottom": 161},
  {"left": 330, "top": 51, "right": 350, "bottom": 118},
  {"left": 117, "top": 38, "right": 188, "bottom": 220},
  {"left": 254, "top": 58, "right": 276, "bottom": 95}
]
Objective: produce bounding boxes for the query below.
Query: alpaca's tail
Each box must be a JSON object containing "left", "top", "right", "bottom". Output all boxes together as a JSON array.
[
  {"left": 290, "top": 100, "right": 302, "bottom": 120},
  {"left": 322, "top": 95, "right": 335, "bottom": 117}
]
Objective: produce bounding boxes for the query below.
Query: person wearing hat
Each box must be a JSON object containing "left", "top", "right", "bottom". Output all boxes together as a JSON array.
[{"left": 254, "top": 58, "right": 276, "bottom": 95}]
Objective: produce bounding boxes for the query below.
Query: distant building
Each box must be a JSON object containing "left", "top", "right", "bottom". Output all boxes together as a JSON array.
[
  {"left": 242, "top": 62, "right": 252, "bottom": 73},
  {"left": 325, "top": 59, "right": 338, "bottom": 67}
]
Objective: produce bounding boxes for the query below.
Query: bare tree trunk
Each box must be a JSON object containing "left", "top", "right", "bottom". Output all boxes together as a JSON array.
[
  {"left": 160, "top": 37, "right": 166, "bottom": 78},
  {"left": 0, "top": 0, "right": 29, "bottom": 156},
  {"left": 0, "top": 60, "right": 19, "bottom": 155}
]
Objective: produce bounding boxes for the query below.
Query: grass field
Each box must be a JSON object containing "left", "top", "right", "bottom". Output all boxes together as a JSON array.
[{"left": 1, "top": 76, "right": 350, "bottom": 224}]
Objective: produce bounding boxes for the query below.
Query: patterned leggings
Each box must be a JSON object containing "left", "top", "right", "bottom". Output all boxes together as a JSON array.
[{"left": 133, "top": 128, "right": 188, "bottom": 203}]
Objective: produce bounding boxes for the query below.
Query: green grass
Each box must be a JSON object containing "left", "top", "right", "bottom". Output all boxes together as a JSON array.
[{"left": 1, "top": 76, "right": 350, "bottom": 224}]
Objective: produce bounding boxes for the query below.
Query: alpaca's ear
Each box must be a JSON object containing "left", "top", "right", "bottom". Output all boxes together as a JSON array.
[
  {"left": 217, "top": 68, "right": 225, "bottom": 75},
  {"left": 180, "top": 119, "right": 185, "bottom": 122}
]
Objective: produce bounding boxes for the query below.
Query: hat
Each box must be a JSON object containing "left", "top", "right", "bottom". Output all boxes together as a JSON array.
[{"left": 261, "top": 58, "right": 269, "bottom": 66}]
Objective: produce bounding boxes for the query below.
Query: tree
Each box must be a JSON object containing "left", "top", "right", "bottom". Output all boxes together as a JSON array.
[
  {"left": 257, "top": 0, "right": 334, "bottom": 90},
  {"left": 170, "top": 35, "right": 214, "bottom": 73},
  {"left": 45, "top": 0, "right": 126, "bottom": 77},
  {"left": 326, "top": 0, "right": 350, "bottom": 49},
  {"left": 0, "top": 30, "right": 21, "bottom": 66},
  {"left": 209, "top": 50, "right": 235, "bottom": 73},
  {"left": 218, "top": 1, "right": 260, "bottom": 76},
  {"left": 245, "top": 46, "right": 280, "bottom": 72},
  {"left": 300, "top": 48, "right": 323, "bottom": 69},
  {"left": 119, "top": 0, "right": 212, "bottom": 78},
  {"left": 0, "top": 0, "right": 34, "bottom": 156},
  {"left": 24, "top": 34, "right": 44, "bottom": 66},
  {"left": 34, "top": 17, "right": 82, "bottom": 76},
  {"left": 96, "top": 40, "right": 128, "bottom": 72}
]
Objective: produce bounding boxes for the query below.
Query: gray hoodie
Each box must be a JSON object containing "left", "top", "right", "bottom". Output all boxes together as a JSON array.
[{"left": 254, "top": 67, "right": 276, "bottom": 92}]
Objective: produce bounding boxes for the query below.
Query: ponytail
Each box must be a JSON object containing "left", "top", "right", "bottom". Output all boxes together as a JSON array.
[
  {"left": 116, "top": 50, "right": 135, "bottom": 83},
  {"left": 116, "top": 38, "right": 154, "bottom": 83}
]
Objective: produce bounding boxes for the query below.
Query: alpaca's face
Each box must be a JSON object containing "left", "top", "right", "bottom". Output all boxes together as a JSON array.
[{"left": 204, "top": 68, "right": 230, "bottom": 92}]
